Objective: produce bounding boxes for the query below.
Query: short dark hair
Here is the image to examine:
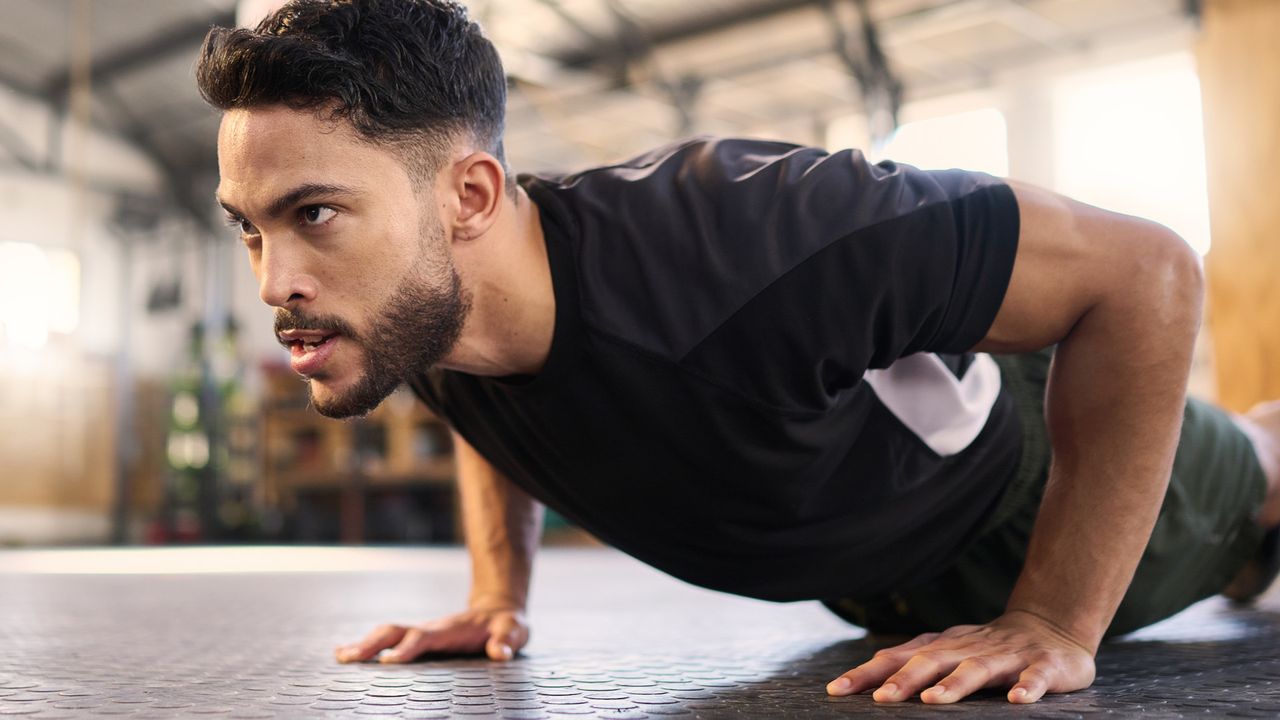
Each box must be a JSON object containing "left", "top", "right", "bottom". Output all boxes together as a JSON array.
[{"left": 196, "top": 0, "right": 509, "bottom": 178}]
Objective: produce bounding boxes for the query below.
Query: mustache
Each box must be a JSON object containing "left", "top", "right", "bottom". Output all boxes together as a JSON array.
[{"left": 273, "top": 308, "right": 359, "bottom": 341}]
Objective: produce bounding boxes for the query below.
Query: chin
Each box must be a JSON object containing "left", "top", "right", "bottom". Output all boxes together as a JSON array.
[{"left": 306, "top": 373, "right": 398, "bottom": 420}]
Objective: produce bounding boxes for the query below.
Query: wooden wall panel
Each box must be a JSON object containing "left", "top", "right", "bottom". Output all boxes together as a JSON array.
[
  {"left": 0, "top": 357, "right": 114, "bottom": 511},
  {"left": 1197, "top": 0, "right": 1280, "bottom": 411}
]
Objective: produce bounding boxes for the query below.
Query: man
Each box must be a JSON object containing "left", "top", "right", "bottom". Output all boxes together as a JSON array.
[{"left": 198, "top": 0, "right": 1280, "bottom": 705}]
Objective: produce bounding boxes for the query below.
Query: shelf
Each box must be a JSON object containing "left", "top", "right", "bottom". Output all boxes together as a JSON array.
[{"left": 259, "top": 369, "right": 458, "bottom": 542}]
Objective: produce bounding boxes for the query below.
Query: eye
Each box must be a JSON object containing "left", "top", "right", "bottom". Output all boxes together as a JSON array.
[
  {"left": 225, "top": 214, "right": 257, "bottom": 236},
  {"left": 300, "top": 205, "right": 337, "bottom": 226}
]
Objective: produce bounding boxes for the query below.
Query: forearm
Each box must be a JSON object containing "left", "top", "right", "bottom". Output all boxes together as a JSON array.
[
  {"left": 1005, "top": 235, "right": 1205, "bottom": 652},
  {"left": 454, "top": 430, "right": 544, "bottom": 610}
]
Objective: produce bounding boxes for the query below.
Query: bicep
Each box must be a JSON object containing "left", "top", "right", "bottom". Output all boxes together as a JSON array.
[
  {"left": 972, "top": 180, "right": 1182, "bottom": 354},
  {"left": 453, "top": 429, "right": 520, "bottom": 492}
]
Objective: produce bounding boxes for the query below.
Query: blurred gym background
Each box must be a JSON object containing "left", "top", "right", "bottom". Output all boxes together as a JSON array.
[{"left": 0, "top": 0, "right": 1274, "bottom": 548}]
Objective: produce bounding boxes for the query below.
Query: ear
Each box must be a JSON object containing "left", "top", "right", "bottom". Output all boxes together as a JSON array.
[{"left": 448, "top": 151, "right": 507, "bottom": 242}]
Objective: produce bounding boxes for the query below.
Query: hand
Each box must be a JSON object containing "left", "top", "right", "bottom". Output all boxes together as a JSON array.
[
  {"left": 825, "top": 610, "right": 1097, "bottom": 704},
  {"left": 335, "top": 606, "right": 530, "bottom": 664}
]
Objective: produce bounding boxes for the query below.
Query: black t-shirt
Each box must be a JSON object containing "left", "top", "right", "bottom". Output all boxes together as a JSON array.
[{"left": 407, "top": 137, "right": 1023, "bottom": 603}]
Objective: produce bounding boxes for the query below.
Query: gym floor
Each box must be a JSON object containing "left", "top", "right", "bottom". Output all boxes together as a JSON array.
[{"left": 0, "top": 546, "right": 1274, "bottom": 719}]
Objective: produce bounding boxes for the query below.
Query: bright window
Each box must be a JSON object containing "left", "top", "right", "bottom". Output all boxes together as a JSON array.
[
  {"left": 1052, "top": 52, "right": 1211, "bottom": 255},
  {"left": 828, "top": 107, "right": 1010, "bottom": 177},
  {"left": 0, "top": 242, "right": 81, "bottom": 350},
  {"left": 874, "top": 108, "right": 1010, "bottom": 177}
]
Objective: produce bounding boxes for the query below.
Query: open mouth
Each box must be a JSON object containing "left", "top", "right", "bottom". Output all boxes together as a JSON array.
[
  {"left": 296, "top": 335, "right": 336, "bottom": 352},
  {"left": 278, "top": 329, "right": 338, "bottom": 349},
  {"left": 277, "top": 330, "right": 343, "bottom": 375}
]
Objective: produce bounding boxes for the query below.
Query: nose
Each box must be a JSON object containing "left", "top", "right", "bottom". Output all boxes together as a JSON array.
[{"left": 257, "top": 241, "right": 318, "bottom": 308}]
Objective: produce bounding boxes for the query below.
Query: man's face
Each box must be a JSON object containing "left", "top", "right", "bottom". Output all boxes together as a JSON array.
[{"left": 216, "top": 105, "right": 471, "bottom": 418}]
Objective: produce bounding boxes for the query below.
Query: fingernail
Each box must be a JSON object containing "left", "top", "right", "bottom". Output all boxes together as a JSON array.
[
  {"left": 1011, "top": 687, "right": 1027, "bottom": 700},
  {"left": 379, "top": 652, "right": 399, "bottom": 663},
  {"left": 925, "top": 685, "right": 946, "bottom": 698},
  {"left": 827, "top": 677, "right": 851, "bottom": 694},
  {"left": 501, "top": 645, "right": 513, "bottom": 660},
  {"left": 875, "top": 683, "right": 898, "bottom": 699}
]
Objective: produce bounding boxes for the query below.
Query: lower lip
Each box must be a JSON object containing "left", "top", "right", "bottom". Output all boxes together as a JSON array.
[{"left": 290, "top": 335, "right": 340, "bottom": 376}]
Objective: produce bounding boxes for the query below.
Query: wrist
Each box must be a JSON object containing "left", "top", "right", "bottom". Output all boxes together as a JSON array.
[
  {"left": 1002, "top": 606, "right": 1102, "bottom": 656},
  {"left": 468, "top": 591, "right": 526, "bottom": 612}
]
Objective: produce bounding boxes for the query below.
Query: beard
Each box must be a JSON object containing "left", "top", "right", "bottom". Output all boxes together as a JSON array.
[{"left": 274, "top": 239, "right": 472, "bottom": 419}]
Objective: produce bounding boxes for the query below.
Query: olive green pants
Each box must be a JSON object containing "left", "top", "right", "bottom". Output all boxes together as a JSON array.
[{"left": 824, "top": 348, "right": 1268, "bottom": 638}]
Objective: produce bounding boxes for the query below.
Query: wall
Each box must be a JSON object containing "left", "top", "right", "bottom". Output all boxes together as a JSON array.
[
  {"left": 0, "top": 83, "right": 174, "bottom": 544},
  {"left": 1197, "top": 0, "right": 1280, "bottom": 412}
]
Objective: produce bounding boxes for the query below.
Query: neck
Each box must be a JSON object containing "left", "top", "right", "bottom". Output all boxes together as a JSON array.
[{"left": 438, "top": 186, "right": 554, "bottom": 377}]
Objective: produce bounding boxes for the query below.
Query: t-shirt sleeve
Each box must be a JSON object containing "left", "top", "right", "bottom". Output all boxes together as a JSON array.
[{"left": 670, "top": 139, "right": 1021, "bottom": 410}]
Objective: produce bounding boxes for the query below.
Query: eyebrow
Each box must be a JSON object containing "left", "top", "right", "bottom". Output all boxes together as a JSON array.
[{"left": 216, "top": 182, "right": 360, "bottom": 220}]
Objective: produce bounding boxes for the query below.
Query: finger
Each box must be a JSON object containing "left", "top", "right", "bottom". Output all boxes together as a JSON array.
[
  {"left": 485, "top": 615, "right": 525, "bottom": 662},
  {"left": 1009, "top": 662, "right": 1055, "bottom": 704},
  {"left": 336, "top": 624, "right": 407, "bottom": 663},
  {"left": 827, "top": 653, "right": 909, "bottom": 696},
  {"left": 922, "top": 655, "right": 1020, "bottom": 705},
  {"left": 827, "top": 632, "right": 945, "bottom": 696},
  {"left": 875, "top": 653, "right": 957, "bottom": 702},
  {"left": 380, "top": 628, "right": 436, "bottom": 664}
]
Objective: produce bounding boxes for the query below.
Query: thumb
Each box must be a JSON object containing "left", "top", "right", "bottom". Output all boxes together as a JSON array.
[
  {"left": 485, "top": 615, "right": 523, "bottom": 661},
  {"left": 485, "top": 634, "right": 514, "bottom": 661}
]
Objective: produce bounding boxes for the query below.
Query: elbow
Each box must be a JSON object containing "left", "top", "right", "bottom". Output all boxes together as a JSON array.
[
  {"left": 1161, "top": 228, "right": 1205, "bottom": 317},
  {"left": 1139, "top": 226, "right": 1205, "bottom": 335}
]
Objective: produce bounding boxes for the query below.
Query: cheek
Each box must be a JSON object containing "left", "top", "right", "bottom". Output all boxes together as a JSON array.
[{"left": 336, "top": 230, "right": 421, "bottom": 284}]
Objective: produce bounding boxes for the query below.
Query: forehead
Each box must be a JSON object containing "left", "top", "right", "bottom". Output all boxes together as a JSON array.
[{"left": 216, "top": 105, "right": 401, "bottom": 206}]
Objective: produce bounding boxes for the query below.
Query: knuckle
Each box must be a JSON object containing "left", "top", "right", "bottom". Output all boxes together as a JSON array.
[
  {"left": 909, "top": 654, "right": 943, "bottom": 673},
  {"left": 960, "top": 656, "right": 996, "bottom": 677}
]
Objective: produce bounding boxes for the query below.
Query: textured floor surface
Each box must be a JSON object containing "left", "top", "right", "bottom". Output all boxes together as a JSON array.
[{"left": 0, "top": 545, "right": 1277, "bottom": 718}]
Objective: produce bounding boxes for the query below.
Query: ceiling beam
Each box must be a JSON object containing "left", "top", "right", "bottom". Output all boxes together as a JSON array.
[
  {"left": 553, "top": 0, "right": 822, "bottom": 68},
  {"left": 550, "top": 0, "right": 990, "bottom": 71},
  {"left": 0, "top": 66, "right": 43, "bottom": 98},
  {"left": 0, "top": 116, "right": 38, "bottom": 170},
  {"left": 92, "top": 82, "right": 219, "bottom": 235},
  {"left": 45, "top": 10, "right": 236, "bottom": 97}
]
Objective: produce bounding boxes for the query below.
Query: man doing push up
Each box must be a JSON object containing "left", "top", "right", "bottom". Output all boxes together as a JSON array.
[{"left": 197, "top": 0, "right": 1280, "bottom": 704}]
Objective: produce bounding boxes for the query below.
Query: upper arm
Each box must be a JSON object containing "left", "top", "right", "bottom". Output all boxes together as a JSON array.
[
  {"left": 452, "top": 428, "right": 516, "bottom": 488},
  {"left": 972, "top": 180, "right": 1202, "bottom": 355}
]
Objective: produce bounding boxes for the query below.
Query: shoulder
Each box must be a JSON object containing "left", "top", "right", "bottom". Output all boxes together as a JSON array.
[{"left": 519, "top": 137, "right": 1012, "bottom": 365}]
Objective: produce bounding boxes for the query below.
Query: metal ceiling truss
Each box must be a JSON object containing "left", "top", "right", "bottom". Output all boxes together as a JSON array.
[
  {"left": 533, "top": 0, "right": 705, "bottom": 137},
  {"left": 44, "top": 11, "right": 236, "bottom": 97},
  {"left": 34, "top": 9, "right": 236, "bottom": 235},
  {"left": 93, "top": 83, "right": 218, "bottom": 235},
  {"left": 0, "top": 113, "right": 39, "bottom": 171},
  {"left": 553, "top": 0, "right": 820, "bottom": 69},
  {"left": 822, "top": 0, "right": 903, "bottom": 146},
  {"left": 599, "top": 0, "right": 704, "bottom": 135}
]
